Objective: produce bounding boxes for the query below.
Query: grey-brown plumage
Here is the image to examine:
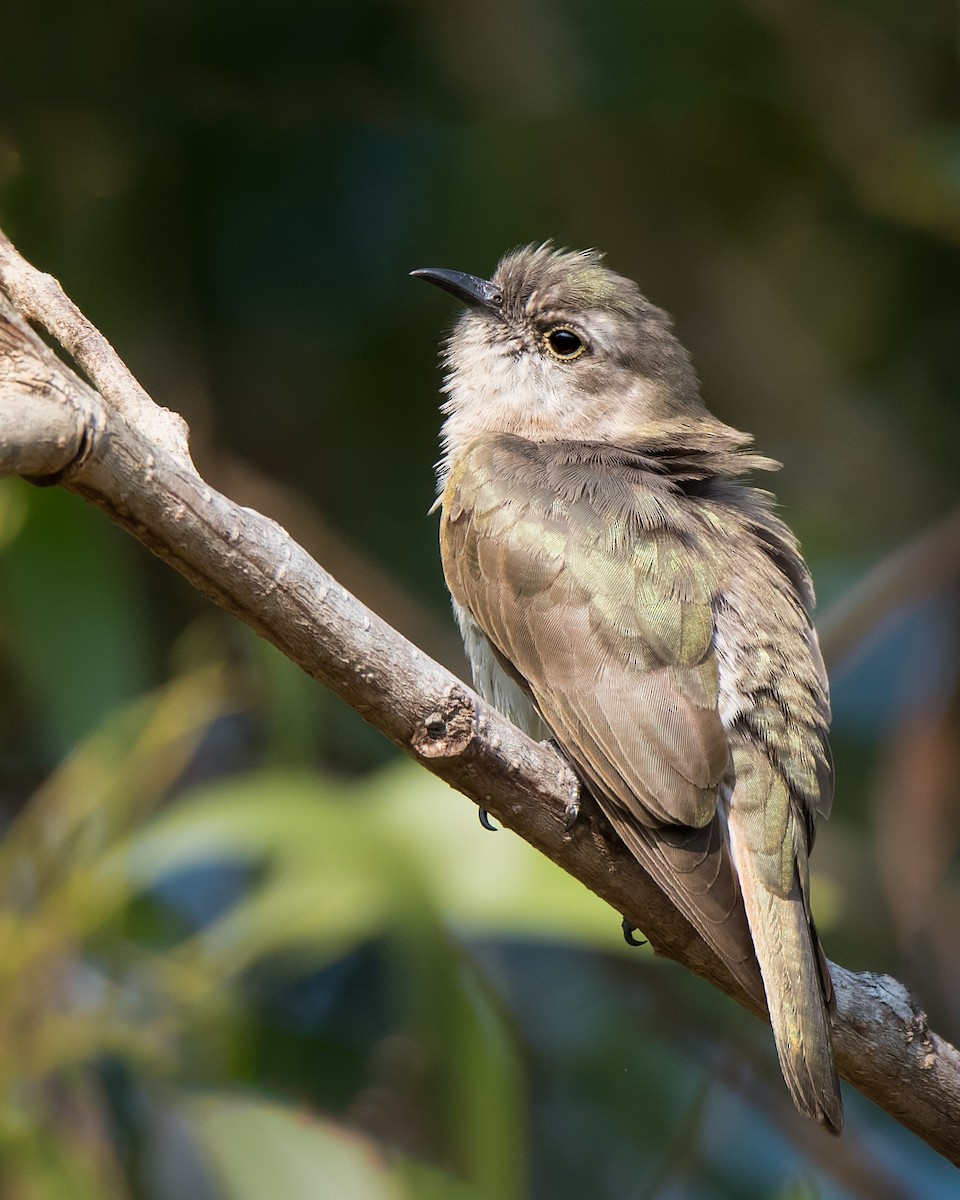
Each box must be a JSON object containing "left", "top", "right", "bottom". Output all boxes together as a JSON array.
[{"left": 412, "top": 244, "right": 843, "bottom": 1131}]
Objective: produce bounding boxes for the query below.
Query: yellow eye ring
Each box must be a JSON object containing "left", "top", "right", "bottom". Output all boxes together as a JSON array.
[{"left": 544, "top": 327, "right": 586, "bottom": 361}]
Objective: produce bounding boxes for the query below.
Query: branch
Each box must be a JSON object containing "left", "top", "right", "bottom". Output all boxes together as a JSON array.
[{"left": 1, "top": 228, "right": 958, "bottom": 1162}]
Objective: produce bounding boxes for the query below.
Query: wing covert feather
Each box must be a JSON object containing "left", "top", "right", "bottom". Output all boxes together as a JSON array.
[
  {"left": 441, "top": 436, "right": 762, "bottom": 993},
  {"left": 443, "top": 438, "right": 730, "bottom": 823}
]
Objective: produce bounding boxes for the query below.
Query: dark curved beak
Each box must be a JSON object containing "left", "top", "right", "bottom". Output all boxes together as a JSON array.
[{"left": 410, "top": 267, "right": 503, "bottom": 313}]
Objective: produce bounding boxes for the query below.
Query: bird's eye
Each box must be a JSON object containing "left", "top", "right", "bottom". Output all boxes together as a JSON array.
[{"left": 545, "top": 327, "right": 586, "bottom": 361}]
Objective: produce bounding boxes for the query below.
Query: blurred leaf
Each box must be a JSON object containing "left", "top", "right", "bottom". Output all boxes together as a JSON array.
[
  {"left": 0, "top": 481, "right": 152, "bottom": 759},
  {"left": 180, "top": 1089, "right": 523, "bottom": 1200},
  {"left": 363, "top": 761, "right": 626, "bottom": 952},
  {"left": 184, "top": 1093, "right": 407, "bottom": 1200},
  {"left": 250, "top": 633, "right": 326, "bottom": 767},
  {"left": 393, "top": 1158, "right": 495, "bottom": 1200},
  {"left": 0, "top": 665, "right": 235, "bottom": 906},
  {"left": 123, "top": 764, "right": 537, "bottom": 1196},
  {"left": 0, "top": 665, "right": 239, "bottom": 1178},
  {"left": 0, "top": 477, "right": 29, "bottom": 551},
  {"left": 126, "top": 759, "right": 626, "bottom": 957},
  {"left": 122, "top": 772, "right": 404, "bottom": 976},
  {"left": 0, "top": 1126, "right": 128, "bottom": 1200}
]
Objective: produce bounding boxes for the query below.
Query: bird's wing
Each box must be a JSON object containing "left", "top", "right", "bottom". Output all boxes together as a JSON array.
[{"left": 442, "top": 436, "right": 762, "bottom": 994}]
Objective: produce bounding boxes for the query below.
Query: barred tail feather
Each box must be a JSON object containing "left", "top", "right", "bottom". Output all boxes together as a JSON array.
[
  {"left": 739, "top": 873, "right": 843, "bottom": 1131},
  {"left": 726, "top": 778, "right": 843, "bottom": 1131}
]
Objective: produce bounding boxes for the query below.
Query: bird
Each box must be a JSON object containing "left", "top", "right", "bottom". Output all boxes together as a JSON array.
[{"left": 411, "top": 243, "right": 843, "bottom": 1132}]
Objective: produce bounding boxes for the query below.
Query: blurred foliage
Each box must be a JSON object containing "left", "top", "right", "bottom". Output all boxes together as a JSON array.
[{"left": 0, "top": 0, "right": 959, "bottom": 1196}]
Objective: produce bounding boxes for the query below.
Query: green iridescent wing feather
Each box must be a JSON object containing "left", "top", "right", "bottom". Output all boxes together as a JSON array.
[{"left": 442, "top": 435, "right": 764, "bottom": 994}]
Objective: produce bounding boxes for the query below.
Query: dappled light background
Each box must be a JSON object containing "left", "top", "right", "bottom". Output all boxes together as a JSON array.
[{"left": 0, "top": 1, "right": 958, "bottom": 1196}]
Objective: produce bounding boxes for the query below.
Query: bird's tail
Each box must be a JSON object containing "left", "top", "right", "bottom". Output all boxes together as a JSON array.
[
  {"left": 727, "top": 756, "right": 843, "bottom": 1132},
  {"left": 738, "top": 868, "right": 843, "bottom": 1131}
]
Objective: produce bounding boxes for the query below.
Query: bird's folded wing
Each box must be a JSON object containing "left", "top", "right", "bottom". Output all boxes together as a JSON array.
[{"left": 442, "top": 436, "right": 762, "bottom": 993}]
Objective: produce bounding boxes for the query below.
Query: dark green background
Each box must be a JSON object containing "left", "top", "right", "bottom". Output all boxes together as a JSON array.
[{"left": 1, "top": 1, "right": 958, "bottom": 1196}]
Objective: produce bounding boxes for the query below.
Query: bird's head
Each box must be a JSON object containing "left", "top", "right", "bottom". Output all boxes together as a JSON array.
[{"left": 412, "top": 243, "right": 708, "bottom": 472}]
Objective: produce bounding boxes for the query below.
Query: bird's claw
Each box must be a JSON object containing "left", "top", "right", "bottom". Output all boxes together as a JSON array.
[
  {"left": 478, "top": 808, "right": 498, "bottom": 832},
  {"left": 621, "top": 918, "right": 646, "bottom": 947}
]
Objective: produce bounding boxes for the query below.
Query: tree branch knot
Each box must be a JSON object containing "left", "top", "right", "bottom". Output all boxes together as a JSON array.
[
  {"left": 411, "top": 685, "right": 477, "bottom": 759},
  {"left": 26, "top": 408, "right": 101, "bottom": 488}
]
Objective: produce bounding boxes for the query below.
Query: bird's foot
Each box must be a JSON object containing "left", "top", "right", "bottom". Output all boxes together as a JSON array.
[
  {"left": 621, "top": 918, "right": 646, "bottom": 947},
  {"left": 478, "top": 808, "right": 498, "bottom": 832}
]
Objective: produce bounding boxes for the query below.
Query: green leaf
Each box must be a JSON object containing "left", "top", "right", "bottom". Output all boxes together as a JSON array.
[
  {"left": 184, "top": 1093, "right": 407, "bottom": 1200},
  {"left": 0, "top": 482, "right": 151, "bottom": 759},
  {"left": 360, "top": 761, "right": 626, "bottom": 951}
]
